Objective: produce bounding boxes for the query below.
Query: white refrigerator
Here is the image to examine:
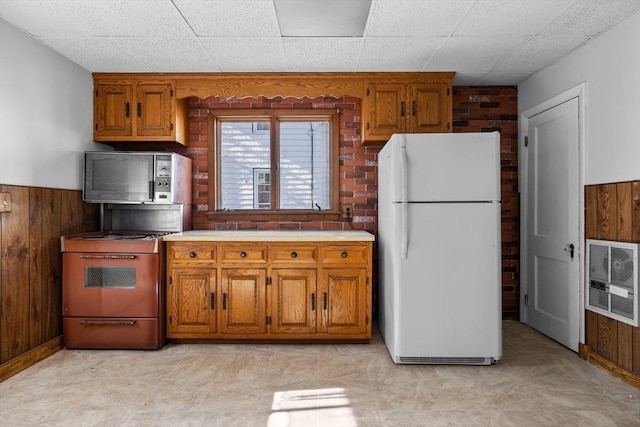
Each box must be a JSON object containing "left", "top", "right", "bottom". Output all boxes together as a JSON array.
[{"left": 378, "top": 132, "right": 502, "bottom": 365}]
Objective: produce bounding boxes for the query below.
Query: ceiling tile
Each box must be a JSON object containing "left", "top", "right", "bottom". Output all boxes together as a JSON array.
[
  {"left": 358, "top": 37, "right": 444, "bottom": 71},
  {"left": 425, "top": 36, "right": 527, "bottom": 73},
  {"left": 282, "top": 38, "right": 363, "bottom": 72},
  {"left": 73, "top": 0, "right": 193, "bottom": 37},
  {"left": 116, "top": 38, "right": 219, "bottom": 72},
  {"left": 452, "top": 0, "right": 574, "bottom": 37},
  {"left": 37, "top": 37, "right": 137, "bottom": 71},
  {"left": 200, "top": 37, "right": 286, "bottom": 72},
  {"left": 538, "top": 0, "right": 640, "bottom": 37},
  {"left": 492, "top": 36, "right": 589, "bottom": 74},
  {"left": 173, "top": 0, "right": 281, "bottom": 37},
  {"left": 0, "top": 0, "right": 106, "bottom": 37},
  {"left": 471, "top": 72, "right": 533, "bottom": 86},
  {"left": 366, "top": 0, "right": 474, "bottom": 37}
]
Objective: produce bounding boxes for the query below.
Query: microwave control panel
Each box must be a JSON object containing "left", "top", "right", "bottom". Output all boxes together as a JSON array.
[{"left": 155, "top": 156, "right": 173, "bottom": 200}]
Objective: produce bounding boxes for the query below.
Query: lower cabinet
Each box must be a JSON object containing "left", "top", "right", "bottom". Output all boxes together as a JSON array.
[
  {"left": 220, "top": 268, "right": 267, "bottom": 335},
  {"left": 166, "top": 239, "right": 372, "bottom": 341},
  {"left": 167, "top": 267, "right": 217, "bottom": 336}
]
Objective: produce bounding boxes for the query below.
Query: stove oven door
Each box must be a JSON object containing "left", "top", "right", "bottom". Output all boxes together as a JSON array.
[{"left": 63, "top": 253, "right": 160, "bottom": 317}]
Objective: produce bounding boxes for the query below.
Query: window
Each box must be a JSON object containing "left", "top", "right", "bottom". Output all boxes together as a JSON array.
[{"left": 208, "top": 109, "right": 340, "bottom": 219}]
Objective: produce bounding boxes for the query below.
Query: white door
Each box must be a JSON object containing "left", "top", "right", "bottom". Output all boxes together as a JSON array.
[{"left": 524, "top": 97, "right": 580, "bottom": 352}]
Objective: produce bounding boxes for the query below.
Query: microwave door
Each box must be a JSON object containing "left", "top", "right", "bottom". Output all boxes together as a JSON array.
[{"left": 84, "top": 154, "right": 154, "bottom": 203}]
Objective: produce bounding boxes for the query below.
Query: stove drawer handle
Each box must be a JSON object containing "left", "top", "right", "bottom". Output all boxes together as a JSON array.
[
  {"left": 79, "top": 320, "right": 137, "bottom": 326},
  {"left": 80, "top": 255, "right": 137, "bottom": 260}
]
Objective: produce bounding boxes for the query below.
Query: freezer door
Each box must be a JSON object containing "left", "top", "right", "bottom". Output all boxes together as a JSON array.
[
  {"left": 393, "top": 202, "right": 502, "bottom": 361},
  {"left": 387, "top": 132, "right": 500, "bottom": 202}
]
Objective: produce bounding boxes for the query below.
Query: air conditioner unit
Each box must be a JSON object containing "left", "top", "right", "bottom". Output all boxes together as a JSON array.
[{"left": 586, "top": 239, "right": 639, "bottom": 326}]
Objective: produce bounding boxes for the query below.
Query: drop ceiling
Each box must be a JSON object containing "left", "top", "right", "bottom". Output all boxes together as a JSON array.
[{"left": 0, "top": 0, "right": 638, "bottom": 85}]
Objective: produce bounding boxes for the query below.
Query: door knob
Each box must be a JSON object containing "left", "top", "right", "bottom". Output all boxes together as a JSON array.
[{"left": 564, "top": 243, "right": 575, "bottom": 259}]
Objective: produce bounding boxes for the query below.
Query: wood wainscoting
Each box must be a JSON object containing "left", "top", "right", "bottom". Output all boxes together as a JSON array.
[
  {"left": 583, "top": 180, "right": 640, "bottom": 387},
  {"left": 0, "top": 185, "right": 99, "bottom": 381}
]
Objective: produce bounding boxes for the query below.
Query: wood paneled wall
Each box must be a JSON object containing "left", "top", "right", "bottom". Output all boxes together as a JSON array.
[
  {"left": 584, "top": 180, "right": 640, "bottom": 380},
  {"left": 0, "top": 185, "right": 98, "bottom": 380}
]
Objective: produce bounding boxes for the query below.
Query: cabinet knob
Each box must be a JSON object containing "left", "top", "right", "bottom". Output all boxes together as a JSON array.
[
  {"left": 240, "top": 251, "right": 247, "bottom": 258},
  {"left": 189, "top": 252, "right": 197, "bottom": 258},
  {"left": 291, "top": 251, "right": 298, "bottom": 259},
  {"left": 341, "top": 251, "right": 348, "bottom": 259}
]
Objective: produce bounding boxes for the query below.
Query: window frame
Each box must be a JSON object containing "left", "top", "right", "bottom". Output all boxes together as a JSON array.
[{"left": 207, "top": 109, "right": 341, "bottom": 221}]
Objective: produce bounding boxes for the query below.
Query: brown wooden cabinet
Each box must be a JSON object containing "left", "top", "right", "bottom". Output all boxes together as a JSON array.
[
  {"left": 166, "top": 243, "right": 217, "bottom": 337},
  {"left": 220, "top": 268, "right": 267, "bottom": 335},
  {"left": 167, "top": 267, "right": 217, "bottom": 336},
  {"left": 93, "top": 78, "right": 188, "bottom": 145},
  {"left": 165, "top": 234, "right": 373, "bottom": 341},
  {"left": 362, "top": 78, "right": 452, "bottom": 145}
]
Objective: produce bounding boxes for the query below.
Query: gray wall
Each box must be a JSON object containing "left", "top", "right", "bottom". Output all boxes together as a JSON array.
[
  {"left": 0, "top": 18, "right": 97, "bottom": 190},
  {"left": 518, "top": 11, "right": 640, "bottom": 185}
]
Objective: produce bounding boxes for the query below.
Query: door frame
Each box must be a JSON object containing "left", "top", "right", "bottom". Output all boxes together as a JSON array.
[{"left": 519, "top": 83, "right": 587, "bottom": 345}]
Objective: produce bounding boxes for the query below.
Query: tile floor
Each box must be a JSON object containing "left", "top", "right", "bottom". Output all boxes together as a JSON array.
[{"left": 1, "top": 321, "right": 638, "bottom": 427}]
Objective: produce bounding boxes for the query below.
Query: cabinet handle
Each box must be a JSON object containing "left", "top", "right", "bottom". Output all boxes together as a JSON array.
[
  {"left": 311, "top": 293, "right": 316, "bottom": 310},
  {"left": 189, "top": 251, "right": 197, "bottom": 258},
  {"left": 291, "top": 251, "right": 298, "bottom": 259},
  {"left": 323, "top": 292, "right": 328, "bottom": 310},
  {"left": 137, "top": 102, "right": 142, "bottom": 117},
  {"left": 125, "top": 102, "right": 130, "bottom": 118},
  {"left": 341, "top": 251, "right": 348, "bottom": 259},
  {"left": 223, "top": 293, "right": 228, "bottom": 310},
  {"left": 401, "top": 101, "right": 406, "bottom": 117},
  {"left": 412, "top": 100, "right": 416, "bottom": 116},
  {"left": 240, "top": 251, "right": 247, "bottom": 258},
  {"left": 210, "top": 292, "right": 216, "bottom": 309}
]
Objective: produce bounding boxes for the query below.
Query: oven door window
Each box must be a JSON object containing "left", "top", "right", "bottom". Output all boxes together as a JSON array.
[{"left": 85, "top": 266, "right": 136, "bottom": 289}]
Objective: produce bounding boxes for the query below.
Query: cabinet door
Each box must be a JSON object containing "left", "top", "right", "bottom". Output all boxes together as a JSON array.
[
  {"left": 136, "top": 83, "right": 174, "bottom": 137},
  {"left": 94, "top": 83, "right": 133, "bottom": 138},
  {"left": 220, "top": 268, "right": 266, "bottom": 335},
  {"left": 320, "top": 268, "right": 369, "bottom": 335},
  {"left": 271, "top": 268, "right": 317, "bottom": 334},
  {"left": 409, "top": 83, "right": 451, "bottom": 133},
  {"left": 363, "top": 83, "right": 406, "bottom": 143},
  {"left": 167, "top": 267, "right": 217, "bottom": 337}
]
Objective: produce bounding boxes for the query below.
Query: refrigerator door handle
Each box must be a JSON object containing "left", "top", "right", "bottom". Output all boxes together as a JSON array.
[
  {"left": 400, "top": 139, "right": 408, "bottom": 259},
  {"left": 401, "top": 202, "right": 408, "bottom": 259}
]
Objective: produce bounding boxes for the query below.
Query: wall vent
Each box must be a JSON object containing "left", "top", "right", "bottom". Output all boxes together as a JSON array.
[{"left": 586, "top": 239, "right": 639, "bottom": 326}]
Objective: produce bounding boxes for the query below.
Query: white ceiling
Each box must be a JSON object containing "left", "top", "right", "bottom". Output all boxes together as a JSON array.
[{"left": 1, "top": 0, "right": 638, "bottom": 85}]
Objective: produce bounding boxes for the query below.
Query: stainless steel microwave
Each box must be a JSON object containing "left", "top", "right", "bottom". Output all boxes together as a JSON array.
[{"left": 83, "top": 152, "right": 192, "bottom": 204}]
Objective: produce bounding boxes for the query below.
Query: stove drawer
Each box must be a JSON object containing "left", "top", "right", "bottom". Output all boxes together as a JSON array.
[{"left": 63, "top": 317, "right": 163, "bottom": 349}]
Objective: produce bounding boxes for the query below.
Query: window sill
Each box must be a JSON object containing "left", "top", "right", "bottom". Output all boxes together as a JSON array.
[{"left": 205, "top": 210, "right": 341, "bottom": 222}]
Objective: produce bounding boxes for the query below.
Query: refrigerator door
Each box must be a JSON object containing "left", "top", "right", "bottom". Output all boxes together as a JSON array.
[
  {"left": 387, "top": 132, "right": 500, "bottom": 203},
  {"left": 391, "top": 202, "right": 502, "bottom": 363}
]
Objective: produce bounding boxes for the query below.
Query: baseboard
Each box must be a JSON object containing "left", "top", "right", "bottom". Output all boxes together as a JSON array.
[
  {"left": 0, "top": 336, "right": 62, "bottom": 382},
  {"left": 579, "top": 343, "right": 640, "bottom": 389}
]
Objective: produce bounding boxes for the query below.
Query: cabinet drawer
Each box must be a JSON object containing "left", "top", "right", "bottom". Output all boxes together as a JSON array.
[
  {"left": 170, "top": 243, "right": 216, "bottom": 262},
  {"left": 321, "top": 245, "right": 369, "bottom": 265},
  {"left": 220, "top": 245, "right": 268, "bottom": 263},
  {"left": 271, "top": 245, "right": 317, "bottom": 265}
]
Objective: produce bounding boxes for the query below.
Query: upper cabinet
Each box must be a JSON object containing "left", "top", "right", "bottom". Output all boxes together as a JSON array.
[
  {"left": 93, "top": 77, "right": 188, "bottom": 146},
  {"left": 362, "top": 77, "right": 453, "bottom": 145},
  {"left": 92, "top": 72, "right": 454, "bottom": 147}
]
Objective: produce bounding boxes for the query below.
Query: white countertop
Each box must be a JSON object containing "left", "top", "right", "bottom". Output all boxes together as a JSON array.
[{"left": 163, "top": 230, "right": 375, "bottom": 242}]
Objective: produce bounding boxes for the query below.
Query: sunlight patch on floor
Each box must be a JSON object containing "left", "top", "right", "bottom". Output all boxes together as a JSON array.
[{"left": 267, "top": 387, "right": 357, "bottom": 427}]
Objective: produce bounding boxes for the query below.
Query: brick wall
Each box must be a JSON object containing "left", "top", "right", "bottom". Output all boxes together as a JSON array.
[
  {"left": 452, "top": 86, "right": 520, "bottom": 319},
  {"left": 185, "top": 87, "right": 520, "bottom": 319}
]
